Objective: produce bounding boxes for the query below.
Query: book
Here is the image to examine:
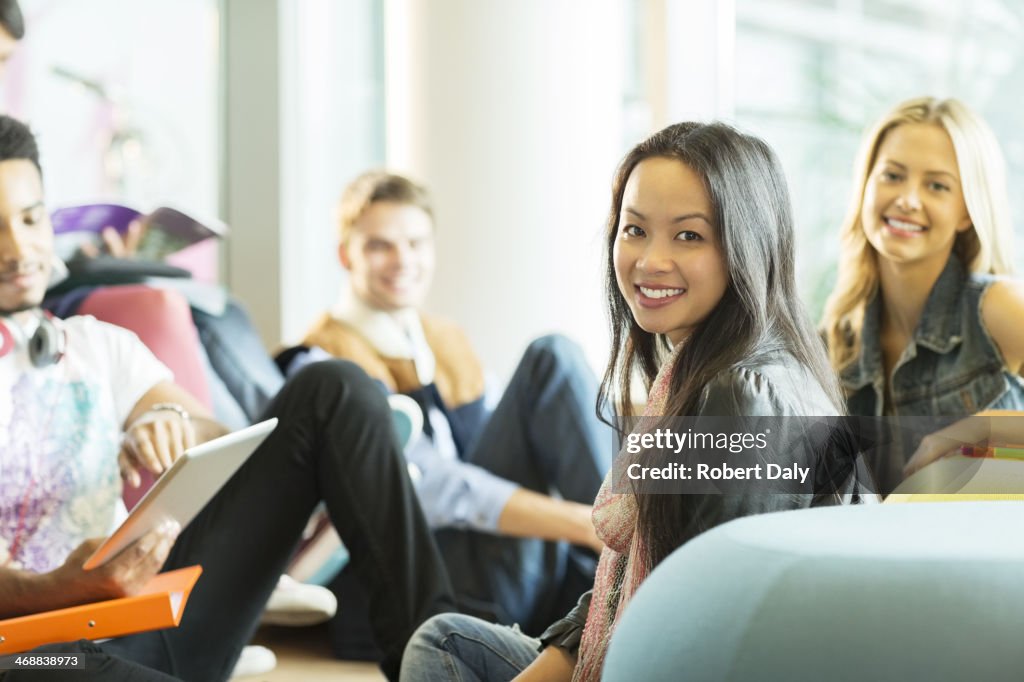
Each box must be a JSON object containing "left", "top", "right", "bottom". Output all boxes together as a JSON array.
[
  {"left": 0, "top": 565, "right": 202, "bottom": 654},
  {"left": 887, "top": 455, "right": 1024, "bottom": 501},
  {"left": 286, "top": 510, "right": 349, "bottom": 586},
  {"left": 960, "top": 445, "right": 1024, "bottom": 460},
  {"left": 51, "top": 203, "right": 227, "bottom": 263}
]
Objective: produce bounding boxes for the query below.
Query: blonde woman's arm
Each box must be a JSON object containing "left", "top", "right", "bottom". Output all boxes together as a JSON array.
[
  {"left": 905, "top": 412, "right": 1024, "bottom": 477},
  {"left": 982, "top": 279, "right": 1024, "bottom": 375}
]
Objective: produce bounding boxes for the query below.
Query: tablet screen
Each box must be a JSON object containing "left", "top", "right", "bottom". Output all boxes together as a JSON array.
[{"left": 83, "top": 418, "right": 278, "bottom": 570}]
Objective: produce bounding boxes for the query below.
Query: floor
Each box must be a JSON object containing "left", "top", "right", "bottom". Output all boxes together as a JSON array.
[{"left": 241, "top": 625, "right": 385, "bottom": 682}]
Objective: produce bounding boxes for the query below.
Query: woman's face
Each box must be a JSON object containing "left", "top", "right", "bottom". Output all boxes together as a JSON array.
[
  {"left": 860, "top": 123, "right": 972, "bottom": 270},
  {"left": 613, "top": 157, "right": 728, "bottom": 345}
]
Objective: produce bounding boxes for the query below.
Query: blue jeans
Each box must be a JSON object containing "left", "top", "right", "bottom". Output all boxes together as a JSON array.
[
  {"left": 440, "top": 335, "right": 610, "bottom": 633},
  {"left": 401, "top": 613, "right": 541, "bottom": 682}
]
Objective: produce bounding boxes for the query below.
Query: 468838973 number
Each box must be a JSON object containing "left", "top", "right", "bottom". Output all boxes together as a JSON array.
[{"left": 0, "top": 654, "right": 85, "bottom": 670}]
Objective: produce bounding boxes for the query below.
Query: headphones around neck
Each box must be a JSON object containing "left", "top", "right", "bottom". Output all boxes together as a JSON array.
[{"left": 0, "top": 310, "right": 66, "bottom": 368}]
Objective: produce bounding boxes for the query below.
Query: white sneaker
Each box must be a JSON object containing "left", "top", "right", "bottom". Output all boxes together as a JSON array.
[
  {"left": 230, "top": 645, "right": 277, "bottom": 678},
  {"left": 260, "top": 574, "right": 338, "bottom": 626}
]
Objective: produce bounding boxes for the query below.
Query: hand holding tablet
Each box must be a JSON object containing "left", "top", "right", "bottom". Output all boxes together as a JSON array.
[
  {"left": 119, "top": 403, "right": 198, "bottom": 489},
  {"left": 83, "top": 419, "right": 278, "bottom": 571}
]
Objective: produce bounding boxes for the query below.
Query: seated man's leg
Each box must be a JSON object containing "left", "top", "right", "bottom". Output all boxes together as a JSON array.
[
  {"left": 449, "top": 335, "right": 610, "bottom": 632},
  {"left": 401, "top": 614, "right": 540, "bottom": 682},
  {"left": 105, "top": 360, "right": 455, "bottom": 682},
  {"left": 435, "top": 528, "right": 557, "bottom": 633},
  {"left": 467, "top": 334, "right": 611, "bottom": 503}
]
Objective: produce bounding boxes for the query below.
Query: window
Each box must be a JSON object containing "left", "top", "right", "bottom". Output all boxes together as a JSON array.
[
  {"left": 10, "top": 0, "right": 220, "bottom": 218},
  {"left": 734, "top": 0, "right": 1024, "bottom": 314}
]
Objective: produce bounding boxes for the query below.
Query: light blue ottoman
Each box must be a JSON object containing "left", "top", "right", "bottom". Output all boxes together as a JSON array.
[{"left": 604, "top": 502, "right": 1024, "bottom": 682}]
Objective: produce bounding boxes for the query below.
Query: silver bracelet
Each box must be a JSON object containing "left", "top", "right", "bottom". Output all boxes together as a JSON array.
[{"left": 148, "top": 402, "right": 191, "bottom": 423}]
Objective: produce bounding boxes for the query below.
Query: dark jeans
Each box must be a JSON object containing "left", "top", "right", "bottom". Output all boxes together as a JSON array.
[
  {"left": 441, "top": 335, "right": 610, "bottom": 633},
  {"left": 15, "top": 360, "right": 454, "bottom": 682}
]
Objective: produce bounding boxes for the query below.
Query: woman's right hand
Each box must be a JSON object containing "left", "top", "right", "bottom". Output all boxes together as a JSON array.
[
  {"left": 904, "top": 415, "right": 989, "bottom": 478},
  {"left": 47, "top": 521, "right": 180, "bottom": 603},
  {"left": 512, "top": 646, "right": 576, "bottom": 682}
]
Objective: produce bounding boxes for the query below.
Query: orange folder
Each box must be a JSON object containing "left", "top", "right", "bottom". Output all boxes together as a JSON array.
[{"left": 0, "top": 565, "right": 202, "bottom": 654}]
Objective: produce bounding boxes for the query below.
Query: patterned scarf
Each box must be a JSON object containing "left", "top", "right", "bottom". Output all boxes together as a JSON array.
[{"left": 573, "top": 344, "right": 681, "bottom": 681}]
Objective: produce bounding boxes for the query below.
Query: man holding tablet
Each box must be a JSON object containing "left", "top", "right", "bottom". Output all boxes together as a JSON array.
[{"left": 0, "top": 115, "right": 453, "bottom": 681}]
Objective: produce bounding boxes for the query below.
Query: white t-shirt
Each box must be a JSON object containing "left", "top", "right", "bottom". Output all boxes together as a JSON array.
[{"left": 0, "top": 315, "right": 171, "bottom": 573}]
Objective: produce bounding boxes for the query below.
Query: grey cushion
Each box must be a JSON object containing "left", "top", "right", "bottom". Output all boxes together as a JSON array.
[{"left": 604, "top": 502, "right": 1024, "bottom": 682}]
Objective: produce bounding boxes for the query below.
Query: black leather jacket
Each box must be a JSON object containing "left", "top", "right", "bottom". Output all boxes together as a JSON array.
[{"left": 540, "top": 349, "right": 874, "bottom": 654}]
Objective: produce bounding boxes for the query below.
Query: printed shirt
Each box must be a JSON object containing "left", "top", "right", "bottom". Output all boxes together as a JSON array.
[{"left": 0, "top": 315, "right": 170, "bottom": 573}]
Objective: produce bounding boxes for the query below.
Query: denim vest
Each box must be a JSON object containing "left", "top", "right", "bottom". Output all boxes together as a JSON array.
[{"left": 842, "top": 256, "right": 1024, "bottom": 418}]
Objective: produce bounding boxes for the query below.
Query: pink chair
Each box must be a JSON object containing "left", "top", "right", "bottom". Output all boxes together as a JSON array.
[{"left": 78, "top": 284, "right": 212, "bottom": 508}]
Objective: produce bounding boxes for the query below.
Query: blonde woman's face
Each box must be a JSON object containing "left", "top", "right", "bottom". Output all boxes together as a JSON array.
[
  {"left": 613, "top": 157, "right": 728, "bottom": 345},
  {"left": 860, "top": 123, "right": 972, "bottom": 270}
]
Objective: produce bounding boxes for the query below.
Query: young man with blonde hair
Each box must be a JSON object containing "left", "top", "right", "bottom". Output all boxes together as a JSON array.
[{"left": 302, "top": 171, "right": 611, "bottom": 644}]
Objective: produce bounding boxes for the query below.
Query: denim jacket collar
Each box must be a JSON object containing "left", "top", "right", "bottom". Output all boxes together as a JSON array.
[{"left": 841, "top": 256, "right": 966, "bottom": 391}]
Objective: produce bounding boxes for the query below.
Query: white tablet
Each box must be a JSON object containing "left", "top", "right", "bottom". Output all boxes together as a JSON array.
[{"left": 83, "top": 418, "right": 279, "bottom": 570}]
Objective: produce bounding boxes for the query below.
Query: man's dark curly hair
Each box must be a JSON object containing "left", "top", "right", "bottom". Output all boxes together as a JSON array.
[
  {"left": 0, "top": 0, "right": 24, "bottom": 40},
  {"left": 0, "top": 115, "right": 41, "bottom": 177}
]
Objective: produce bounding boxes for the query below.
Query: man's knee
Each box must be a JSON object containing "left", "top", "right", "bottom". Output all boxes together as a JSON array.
[
  {"left": 289, "top": 357, "right": 371, "bottom": 389},
  {"left": 523, "top": 334, "right": 586, "bottom": 373},
  {"left": 283, "top": 359, "right": 390, "bottom": 417}
]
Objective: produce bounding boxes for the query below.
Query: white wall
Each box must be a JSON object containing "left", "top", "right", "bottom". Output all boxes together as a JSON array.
[
  {"left": 384, "top": 0, "right": 626, "bottom": 379},
  {"left": 222, "top": 0, "right": 282, "bottom": 346},
  {"left": 278, "top": 0, "right": 385, "bottom": 347}
]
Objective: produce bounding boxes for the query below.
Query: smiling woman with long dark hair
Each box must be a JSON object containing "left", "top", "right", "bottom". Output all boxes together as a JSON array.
[{"left": 400, "top": 121, "right": 867, "bottom": 682}]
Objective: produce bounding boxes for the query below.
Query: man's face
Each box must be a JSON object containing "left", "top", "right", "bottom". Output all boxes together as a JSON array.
[
  {"left": 0, "top": 159, "right": 52, "bottom": 314},
  {"left": 340, "top": 201, "right": 435, "bottom": 312},
  {"left": 0, "top": 26, "right": 18, "bottom": 81}
]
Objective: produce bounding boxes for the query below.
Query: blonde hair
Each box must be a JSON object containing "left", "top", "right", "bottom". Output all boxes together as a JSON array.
[
  {"left": 821, "top": 96, "right": 1014, "bottom": 372},
  {"left": 336, "top": 170, "right": 433, "bottom": 244}
]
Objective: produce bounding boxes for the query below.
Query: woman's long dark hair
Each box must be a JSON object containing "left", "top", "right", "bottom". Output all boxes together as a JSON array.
[{"left": 597, "top": 122, "right": 844, "bottom": 566}]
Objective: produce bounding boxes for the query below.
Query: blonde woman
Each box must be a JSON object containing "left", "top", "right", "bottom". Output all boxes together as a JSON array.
[{"left": 821, "top": 96, "right": 1024, "bottom": 488}]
